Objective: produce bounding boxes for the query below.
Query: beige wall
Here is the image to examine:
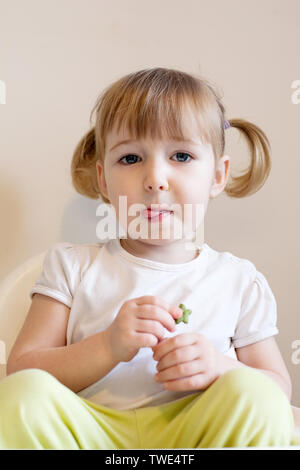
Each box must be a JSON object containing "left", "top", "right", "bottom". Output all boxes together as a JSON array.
[{"left": 0, "top": 0, "right": 299, "bottom": 405}]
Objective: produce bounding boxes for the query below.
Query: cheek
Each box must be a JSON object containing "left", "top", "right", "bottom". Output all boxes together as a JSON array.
[
  {"left": 177, "top": 179, "right": 210, "bottom": 203},
  {"left": 181, "top": 203, "right": 206, "bottom": 234},
  {"left": 113, "top": 194, "right": 144, "bottom": 223},
  {"left": 106, "top": 174, "right": 132, "bottom": 202},
  {"left": 176, "top": 183, "right": 211, "bottom": 232}
]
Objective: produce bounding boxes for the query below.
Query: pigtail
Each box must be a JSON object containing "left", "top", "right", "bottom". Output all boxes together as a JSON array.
[
  {"left": 225, "top": 119, "right": 271, "bottom": 198},
  {"left": 71, "top": 127, "right": 109, "bottom": 203}
]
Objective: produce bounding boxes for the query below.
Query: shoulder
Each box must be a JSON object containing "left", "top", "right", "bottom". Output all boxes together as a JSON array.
[
  {"left": 206, "top": 245, "right": 277, "bottom": 313},
  {"left": 204, "top": 244, "right": 257, "bottom": 281},
  {"left": 43, "top": 241, "right": 104, "bottom": 279},
  {"left": 203, "top": 244, "right": 275, "bottom": 303},
  {"left": 30, "top": 242, "right": 106, "bottom": 306}
]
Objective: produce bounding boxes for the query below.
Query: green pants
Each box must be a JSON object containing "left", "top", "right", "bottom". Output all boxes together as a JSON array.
[{"left": 0, "top": 367, "right": 299, "bottom": 449}]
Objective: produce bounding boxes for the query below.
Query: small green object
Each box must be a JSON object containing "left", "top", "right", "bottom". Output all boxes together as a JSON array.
[{"left": 175, "top": 303, "right": 192, "bottom": 324}]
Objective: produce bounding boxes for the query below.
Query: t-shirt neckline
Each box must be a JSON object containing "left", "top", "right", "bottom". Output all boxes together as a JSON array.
[{"left": 113, "top": 237, "right": 209, "bottom": 272}]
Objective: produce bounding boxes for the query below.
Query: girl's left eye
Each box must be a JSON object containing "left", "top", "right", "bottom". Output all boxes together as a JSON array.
[
  {"left": 119, "top": 152, "right": 193, "bottom": 165},
  {"left": 172, "top": 152, "right": 193, "bottom": 163}
]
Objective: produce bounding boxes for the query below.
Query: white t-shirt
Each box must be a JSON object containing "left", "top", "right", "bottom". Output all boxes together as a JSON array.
[{"left": 29, "top": 238, "right": 278, "bottom": 410}]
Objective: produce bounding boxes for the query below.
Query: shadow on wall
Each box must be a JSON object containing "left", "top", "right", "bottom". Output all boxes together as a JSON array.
[
  {"left": 60, "top": 194, "right": 121, "bottom": 245},
  {"left": 0, "top": 175, "right": 27, "bottom": 282}
]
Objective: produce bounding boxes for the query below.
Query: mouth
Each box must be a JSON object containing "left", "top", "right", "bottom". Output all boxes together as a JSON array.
[{"left": 142, "top": 208, "right": 174, "bottom": 221}]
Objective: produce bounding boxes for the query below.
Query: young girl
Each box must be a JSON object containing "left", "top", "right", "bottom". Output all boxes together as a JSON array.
[{"left": 1, "top": 67, "right": 299, "bottom": 449}]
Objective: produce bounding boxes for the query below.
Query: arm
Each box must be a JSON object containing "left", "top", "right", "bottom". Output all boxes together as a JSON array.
[
  {"left": 219, "top": 337, "right": 292, "bottom": 401},
  {"left": 7, "top": 294, "right": 119, "bottom": 393}
]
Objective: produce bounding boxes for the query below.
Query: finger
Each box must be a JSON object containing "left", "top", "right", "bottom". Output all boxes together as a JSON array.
[
  {"left": 137, "top": 305, "right": 178, "bottom": 333},
  {"left": 135, "top": 296, "right": 183, "bottom": 321},
  {"left": 155, "top": 358, "right": 204, "bottom": 383},
  {"left": 132, "top": 331, "right": 160, "bottom": 348},
  {"left": 156, "top": 344, "right": 200, "bottom": 372},
  {"left": 135, "top": 318, "right": 166, "bottom": 341},
  {"left": 162, "top": 374, "right": 208, "bottom": 392},
  {"left": 153, "top": 333, "right": 199, "bottom": 361}
]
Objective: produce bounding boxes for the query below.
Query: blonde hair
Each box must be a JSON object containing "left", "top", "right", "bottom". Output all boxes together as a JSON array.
[{"left": 71, "top": 67, "right": 271, "bottom": 204}]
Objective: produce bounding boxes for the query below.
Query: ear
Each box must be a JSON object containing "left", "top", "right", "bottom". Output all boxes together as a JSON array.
[
  {"left": 209, "top": 155, "right": 230, "bottom": 199},
  {"left": 96, "top": 160, "right": 109, "bottom": 199}
]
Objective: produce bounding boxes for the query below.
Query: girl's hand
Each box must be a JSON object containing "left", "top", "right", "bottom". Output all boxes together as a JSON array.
[
  {"left": 105, "top": 296, "right": 183, "bottom": 364},
  {"left": 152, "top": 333, "right": 223, "bottom": 391}
]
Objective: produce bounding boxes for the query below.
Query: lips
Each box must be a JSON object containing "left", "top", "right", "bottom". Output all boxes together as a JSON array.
[
  {"left": 147, "top": 204, "right": 173, "bottom": 211},
  {"left": 142, "top": 208, "right": 173, "bottom": 220},
  {"left": 146, "top": 209, "right": 170, "bottom": 216}
]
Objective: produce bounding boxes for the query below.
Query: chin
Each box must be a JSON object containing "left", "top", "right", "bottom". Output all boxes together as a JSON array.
[{"left": 139, "top": 238, "right": 177, "bottom": 245}]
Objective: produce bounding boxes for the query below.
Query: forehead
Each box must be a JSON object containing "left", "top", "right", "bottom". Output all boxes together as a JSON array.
[{"left": 105, "top": 103, "right": 206, "bottom": 148}]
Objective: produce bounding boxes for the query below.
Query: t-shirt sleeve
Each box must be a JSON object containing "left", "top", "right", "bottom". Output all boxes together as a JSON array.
[
  {"left": 29, "top": 242, "right": 80, "bottom": 308},
  {"left": 232, "top": 270, "right": 279, "bottom": 348}
]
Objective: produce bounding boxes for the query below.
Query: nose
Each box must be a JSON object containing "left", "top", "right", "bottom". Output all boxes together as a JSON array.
[
  {"left": 144, "top": 163, "right": 169, "bottom": 192},
  {"left": 146, "top": 182, "right": 169, "bottom": 191}
]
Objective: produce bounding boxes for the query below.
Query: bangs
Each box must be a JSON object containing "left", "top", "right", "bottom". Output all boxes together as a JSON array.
[
  {"left": 110, "top": 91, "right": 212, "bottom": 145},
  {"left": 93, "top": 68, "right": 224, "bottom": 159}
]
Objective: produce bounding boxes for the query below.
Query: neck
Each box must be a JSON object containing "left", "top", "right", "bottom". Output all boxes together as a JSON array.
[{"left": 119, "top": 237, "right": 199, "bottom": 264}]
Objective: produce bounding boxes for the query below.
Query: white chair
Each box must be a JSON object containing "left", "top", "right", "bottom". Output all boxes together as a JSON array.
[
  {"left": 0, "top": 251, "right": 300, "bottom": 444},
  {"left": 0, "top": 251, "right": 46, "bottom": 379}
]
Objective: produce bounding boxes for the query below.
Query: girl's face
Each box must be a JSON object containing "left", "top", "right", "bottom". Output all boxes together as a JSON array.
[{"left": 96, "top": 106, "right": 230, "bottom": 261}]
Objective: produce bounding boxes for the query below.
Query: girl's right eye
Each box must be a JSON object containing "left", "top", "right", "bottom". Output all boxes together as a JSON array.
[{"left": 119, "top": 154, "right": 140, "bottom": 165}]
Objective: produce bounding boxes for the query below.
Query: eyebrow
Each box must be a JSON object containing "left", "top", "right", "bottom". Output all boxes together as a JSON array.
[
  {"left": 109, "top": 139, "right": 136, "bottom": 152},
  {"left": 109, "top": 138, "right": 202, "bottom": 152}
]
